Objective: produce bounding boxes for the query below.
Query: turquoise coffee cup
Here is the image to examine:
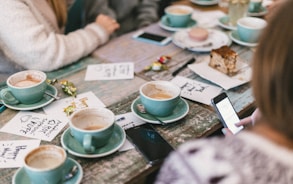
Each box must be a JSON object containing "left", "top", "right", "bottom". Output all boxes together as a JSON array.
[
  {"left": 24, "top": 145, "right": 67, "bottom": 184},
  {"left": 248, "top": 0, "right": 262, "bottom": 13},
  {"left": 237, "top": 17, "right": 267, "bottom": 43},
  {"left": 165, "top": 5, "right": 193, "bottom": 27},
  {"left": 139, "top": 81, "right": 181, "bottom": 117},
  {"left": 69, "top": 107, "right": 115, "bottom": 153},
  {"left": 0, "top": 70, "right": 47, "bottom": 105}
]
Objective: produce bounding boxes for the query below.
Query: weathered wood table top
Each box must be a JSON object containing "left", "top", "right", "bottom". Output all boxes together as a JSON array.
[{"left": 0, "top": 4, "right": 256, "bottom": 183}]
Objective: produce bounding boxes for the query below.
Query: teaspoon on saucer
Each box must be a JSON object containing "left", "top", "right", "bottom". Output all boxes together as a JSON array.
[
  {"left": 44, "top": 91, "right": 60, "bottom": 100},
  {"left": 63, "top": 165, "right": 78, "bottom": 182},
  {"left": 137, "top": 104, "right": 166, "bottom": 125}
]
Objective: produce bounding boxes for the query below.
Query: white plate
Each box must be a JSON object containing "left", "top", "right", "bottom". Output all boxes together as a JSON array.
[
  {"left": 172, "top": 28, "right": 231, "bottom": 52},
  {"left": 188, "top": 55, "right": 252, "bottom": 90},
  {"left": 217, "top": 16, "right": 237, "bottom": 30},
  {"left": 229, "top": 31, "right": 258, "bottom": 47},
  {"left": 159, "top": 15, "right": 197, "bottom": 32},
  {"left": 190, "top": 0, "right": 219, "bottom": 6}
]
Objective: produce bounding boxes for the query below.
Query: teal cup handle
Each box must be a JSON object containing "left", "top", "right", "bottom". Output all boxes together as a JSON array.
[
  {"left": 83, "top": 134, "right": 95, "bottom": 153},
  {"left": 0, "top": 88, "right": 20, "bottom": 105}
]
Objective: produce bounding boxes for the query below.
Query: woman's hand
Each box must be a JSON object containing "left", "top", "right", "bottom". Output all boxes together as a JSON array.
[
  {"left": 95, "top": 14, "right": 120, "bottom": 35},
  {"left": 222, "top": 108, "right": 261, "bottom": 136}
]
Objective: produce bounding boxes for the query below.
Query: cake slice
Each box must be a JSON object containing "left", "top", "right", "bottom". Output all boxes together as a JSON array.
[{"left": 209, "top": 46, "right": 238, "bottom": 76}]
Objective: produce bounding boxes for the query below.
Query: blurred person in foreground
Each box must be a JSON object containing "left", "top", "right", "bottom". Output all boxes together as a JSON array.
[
  {"left": 155, "top": 0, "right": 293, "bottom": 183},
  {"left": 0, "top": 0, "right": 119, "bottom": 81}
]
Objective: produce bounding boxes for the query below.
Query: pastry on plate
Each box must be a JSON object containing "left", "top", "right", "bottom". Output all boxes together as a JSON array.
[{"left": 209, "top": 45, "right": 238, "bottom": 76}]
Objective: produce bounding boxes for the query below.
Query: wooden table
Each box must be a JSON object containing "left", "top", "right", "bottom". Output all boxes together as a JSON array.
[{"left": 0, "top": 2, "right": 256, "bottom": 184}]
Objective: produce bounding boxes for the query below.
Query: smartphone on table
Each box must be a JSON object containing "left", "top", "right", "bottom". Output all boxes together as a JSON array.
[
  {"left": 125, "top": 123, "right": 174, "bottom": 165},
  {"left": 132, "top": 30, "right": 172, "bottom": 46},
  {"left": 211, "top": 92, "right": 244, "bottom": 134}
]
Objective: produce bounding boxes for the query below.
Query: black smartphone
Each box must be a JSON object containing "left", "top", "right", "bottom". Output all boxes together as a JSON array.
[
  {"left": 132, "top": 31, "right": 172, "bottom": 46},
  {"left": 125, "top": 123, "right": 174, "bottom": 165},
  {"left": 211, "top": 92, "right": 244, "bottom": 134}
]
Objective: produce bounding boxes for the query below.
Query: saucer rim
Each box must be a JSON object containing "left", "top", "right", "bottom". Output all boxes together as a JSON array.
[
  {"left": 190, "top": 0, "right": 219, "bottom": 6},
  {"left": 159, "top": 15, "right": 197, "bottom": 32},
  {"left": 2, "top": 84, "right": 57, "bottom": 111},
  {"left": 12, "top": 157, "right": 83, "bottom": 184},
  {"left": 217, "top": 16, "right": 237, "bottom": 31},
  {"left": 229, "top": 31, "right": 258, "bottom": 47},
  {"left": 61, "top": 124, "right": 126, "bottom": 158},
  {"left": 247, "top": 6, "right": 268, "bottom": 17},
  {"left": 131, "top": 97, "right": 189, "bottom": 124}
]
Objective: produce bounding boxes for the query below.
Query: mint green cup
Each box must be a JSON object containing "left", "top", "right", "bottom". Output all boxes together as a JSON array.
[
  {"left": 237, "top": 17, "right": 267, "bottom": 43},
  {"left": 69, "top": 107, "right": 115, "bottom": 153},
  {"left": 24, "top": 145, "right": 67, "bottom": 184},
  {"left": 139, "top": 81, "right": 181, "bottom": 117},
  {"left": 165, "top": 5, "right": 193, "bottom": 27},
  {"left": 0, "top": 70, "right": 47, "bottom": 105},
  {"left": 248, "top": 0, "right": 262, "bottom": 13}
]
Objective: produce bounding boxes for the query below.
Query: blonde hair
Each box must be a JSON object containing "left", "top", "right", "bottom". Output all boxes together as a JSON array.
[
  {"left": 252, "top": 0, "right": 293, "bottom": 140},
  {"left": 47, "top": 0, "right": 67, "bottom": 28}
]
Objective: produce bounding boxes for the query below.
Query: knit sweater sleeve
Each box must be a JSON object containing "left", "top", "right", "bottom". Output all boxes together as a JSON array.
[{"left": 0, "top": 0, "right": 109, "bottom": 72}]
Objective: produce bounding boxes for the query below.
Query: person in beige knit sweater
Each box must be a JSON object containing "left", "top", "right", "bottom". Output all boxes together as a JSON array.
[{"left": 0, "top": 0, "right": 119, "bottom": 81}]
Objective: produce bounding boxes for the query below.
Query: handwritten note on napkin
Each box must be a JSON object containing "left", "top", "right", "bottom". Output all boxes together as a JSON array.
[
  {"left": 171, "top": 76, "right": 222, "bottom": 105},
  {"left": 0, "top": 112, "right": 68, "bottom": 141},
  {"left": 43, "top": 91, "right": 105, "bottom": 120},
  {"left": 85, "top": 63, "right": 134, "bottom": 81},
  {"left": 0, "top": 140, "right": 40, "bottom": 168}
]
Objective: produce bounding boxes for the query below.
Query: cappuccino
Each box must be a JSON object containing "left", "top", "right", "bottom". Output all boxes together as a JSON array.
[
  {"left": 148, "top": 92, "right": 173, "bottom": 99},
  {"left": 168, "top": 8, "right": 190, "bottom": 15},
  {"left": 26, "top": 151, "right": 64, "bottom": 170}
]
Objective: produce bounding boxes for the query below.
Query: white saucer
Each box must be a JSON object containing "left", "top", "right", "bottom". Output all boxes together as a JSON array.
[
  {"left": 229, "top": 31, "right": 258, "bottom": 47},
  {"left": 2, "top": 85, "right": 58, "bottom": 111},
  {"left": 159, "top": 15, "right": 197, "bottom": 32},
  {"left": 190, "top": 0, "right": 218, "bottom": 6},
  {"left": 217, "top": 16, "right": 237, "bottom": 30},
  {"left": 12, "top": 158, "right": 83, "bottom": 184},
  {"left": 172, "top": 28, "right": 231, "bottom": 52},
  {"left": 131, "top": 97, "right": 189, "bottom": 124},
  {"left": 61, "top": 124, "right": 126, "bottom": 158},
  {"left": 247, "top": 6, "right": 268, "bottom": 17}
]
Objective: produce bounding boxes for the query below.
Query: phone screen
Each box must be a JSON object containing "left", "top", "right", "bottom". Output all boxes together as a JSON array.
[
  {"left": 138, "top": 33, "right": 167, "bottom": 42},
  {"left": 125, "top": 124, "right": 174, "bottom": 165},
  {"left": 212, "top": 93, "right": 243, "bottom": 134}
]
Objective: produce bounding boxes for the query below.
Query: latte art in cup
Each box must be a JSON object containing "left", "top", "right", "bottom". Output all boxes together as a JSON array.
[{"left": 11, "top": 74, "right": 42, "bottom": 87}]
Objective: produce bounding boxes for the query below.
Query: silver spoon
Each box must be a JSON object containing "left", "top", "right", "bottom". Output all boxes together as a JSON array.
[
  {"left": 44, "top": 91, "right": 60, "bottom": 100},
  {"left": 137, "top": 104, "right": 166, "bottom": 125},
  {"left": 63, "top": 165, "right": 78, "bottom": 182}
]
